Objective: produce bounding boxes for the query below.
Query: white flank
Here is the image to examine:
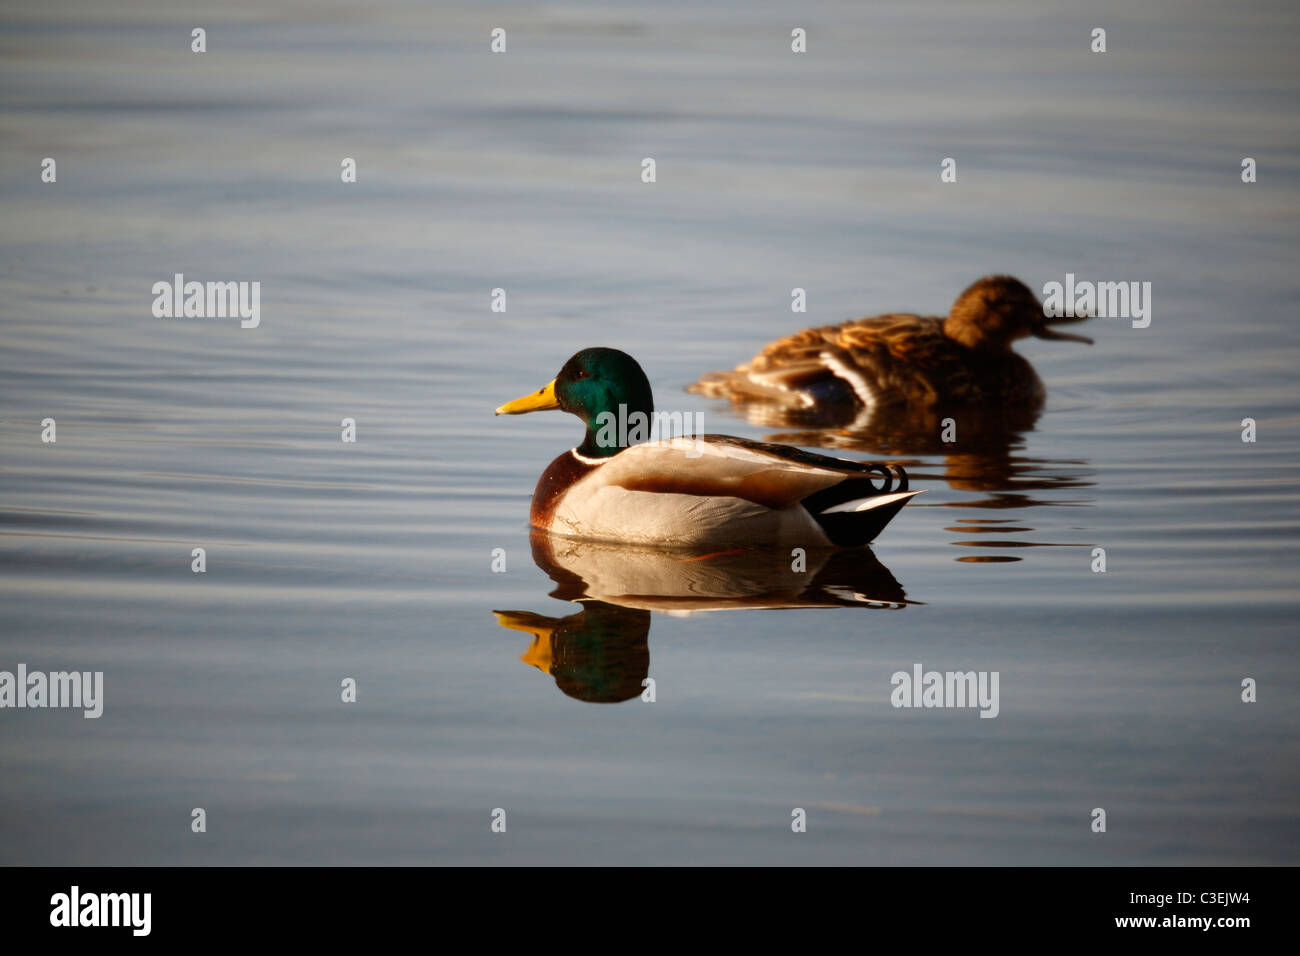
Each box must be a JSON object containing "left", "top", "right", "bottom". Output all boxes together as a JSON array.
[{"left": 819, "top": 490, "right": 923, "bottom": 515}]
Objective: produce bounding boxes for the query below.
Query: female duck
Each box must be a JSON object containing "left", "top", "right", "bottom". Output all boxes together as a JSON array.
[
  {"left": 691, "top": 275, "right": 1092, "bottom": 411},
  {"left": 496, "top": 348, "right": 918, "bottom": 548}
]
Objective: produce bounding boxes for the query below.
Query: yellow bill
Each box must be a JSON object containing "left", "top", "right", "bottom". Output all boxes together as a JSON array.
[
  {"left": 494, "top": 378, "right": 560, "bottom": 415},
  {"left": 493, "top": 610, "right": 556, "bottom": 673}
]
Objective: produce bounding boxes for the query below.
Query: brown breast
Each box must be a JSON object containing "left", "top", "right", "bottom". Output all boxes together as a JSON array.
[{"left": 530, "top": 451, "right": 599, "bottom": 530}]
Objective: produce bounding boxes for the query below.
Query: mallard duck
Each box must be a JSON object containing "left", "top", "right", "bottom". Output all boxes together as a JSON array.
[
  {"left": 494, "top": 348, "right": 919, "bottom": 548},
  {"left": 690, "top": 276, "right": 1092, "bottom": 411}
]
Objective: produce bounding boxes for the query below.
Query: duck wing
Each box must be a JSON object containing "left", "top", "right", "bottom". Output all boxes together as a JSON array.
[
  {"left": 831, "top": 314, "right": 979, "bottom": 405},
  {"left": 693, "top": 314, "right": 974, "bottom": 408},
  {"left": 585, "top": 435, "right": 902, "bottom": 506},
  {"left": 553, "top": 437, "right": 918, "bottom": 547}
]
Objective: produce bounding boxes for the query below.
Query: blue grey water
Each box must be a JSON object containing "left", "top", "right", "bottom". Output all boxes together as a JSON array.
[{"left": 1, "top": 0, "right": 1298, "bottom": 864}]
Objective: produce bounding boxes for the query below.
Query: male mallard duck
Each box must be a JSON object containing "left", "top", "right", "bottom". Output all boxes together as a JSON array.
[
  {"left": 495, "top": 348, "right": 919, "bottom": 548},
  {"left": 690, "top": 275, "right": 1092, "bottom": 411}
]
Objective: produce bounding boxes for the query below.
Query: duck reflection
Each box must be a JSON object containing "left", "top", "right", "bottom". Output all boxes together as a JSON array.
[
  {"left": 701, "top": 399, "right": 1095, "bottom": 561},
  {"left": 494, "top": 604, "right": 651, "bottom": 704},
  {"left": 733, "top": 400, "right": 1090, "bottom": 493},
  {"left": 493, "top": 531, "right": 916, "bottom": 703}
]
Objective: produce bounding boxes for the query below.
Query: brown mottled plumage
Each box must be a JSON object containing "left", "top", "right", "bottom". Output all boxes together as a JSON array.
[{"left": 691, "top": 276, "right": 1092, "bottom": 410}]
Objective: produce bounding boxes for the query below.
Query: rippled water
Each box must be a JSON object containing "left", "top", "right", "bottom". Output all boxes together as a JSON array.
[{"left": 2, "top": 0, "right": 1298, "bottom": 864}]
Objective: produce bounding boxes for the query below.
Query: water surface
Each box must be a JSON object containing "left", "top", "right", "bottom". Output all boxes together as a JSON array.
[{"left": 2, "top": 0, "right": 1298, "bottom": 864}]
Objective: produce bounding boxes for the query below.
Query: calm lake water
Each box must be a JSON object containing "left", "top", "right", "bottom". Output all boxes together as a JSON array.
[{"left": 2, "top": 0, "right": 1298, "bottom": 865}]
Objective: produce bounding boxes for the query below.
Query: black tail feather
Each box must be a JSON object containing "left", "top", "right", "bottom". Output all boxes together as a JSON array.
[{"left": 801, "top": 465, "right": 912, "bottom": 547}]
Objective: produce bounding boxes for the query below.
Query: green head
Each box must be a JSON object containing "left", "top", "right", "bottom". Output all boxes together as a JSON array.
[{"left": 495, "top": 347, "right": 655, "bottom": 458}]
